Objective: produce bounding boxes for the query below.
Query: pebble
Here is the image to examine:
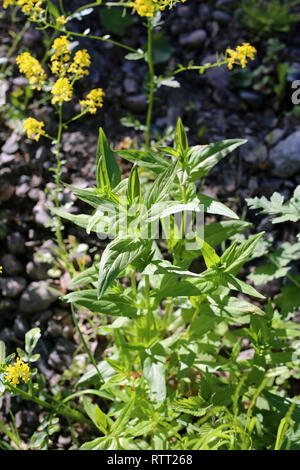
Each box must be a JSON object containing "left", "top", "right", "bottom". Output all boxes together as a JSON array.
[
  {"left": 269, "top": 131, "right": 300, "bottom": 177},
  {"left": 13, "top": 315, "right": 30, "bottom": 340},
  {"left": 1, "top": 277, "right": 26, "bottom": 298},
  {"left": 179, "top": 29, "right": 207, "bottom": 48},
  {"left": 7, "top": 232, "right": 26, "bottom": 255},
  {"left": 122, "top": 94, "right": 148, "bottom": 113},
  {"left": 19, "top": 281, "right": 60, "bottom": 315},
  {"left": 1, "top": 254, "right": 23, "bottom": 276}
]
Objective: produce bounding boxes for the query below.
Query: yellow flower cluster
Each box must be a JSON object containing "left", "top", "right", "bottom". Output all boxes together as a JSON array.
[
  {"left": 5, "top": 357, "right": 30, "bottom": 387},
  {"left": 3, "top": 0, "right": 45, "bottom": 20},
  {"left": 23, "top": 117, "right": 45, "bottom": 141},
  {"left": 80, "top": 88, "right": 105, "bottom": 114},
  {"left": 50, "top": 36, "right": 71, "bottom": 76},
  {"left": 129, "top": 0, "right": 187, "bottom": 17},
  {"left": 0, "top": 266, "right": 3, "bottom": 274},
  {"left": 226, "top": 43, "right": 257, "bottom": 70},
  {"left": 68, "top": 50, "right": 91, "bottom": 79},
  {"left": 51, "top": 77, "right": 73, "bottom": 104},
  {"left": 16, "top": 52, "right": 47, "bottom": 90}
]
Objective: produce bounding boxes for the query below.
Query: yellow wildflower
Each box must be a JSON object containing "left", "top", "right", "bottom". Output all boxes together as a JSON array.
[
  {"left": 50, "top": 36, "right": 71, "bottom": 76},
  {"left": 0, "top": 266, "right": 3, "bottom": 274},
  {"left": 56, "top": 15, "right": 68, "bottom": 25},
  {"left": 16, "top": 52, "right": 46, "bottom": 90},
  {"left": 51, "top": 77, "right": 73, "bottom": 104},
  {"left": 23, "top": 117, "right": 45, "bottom": 141},
  {"left": 68, "top": 50, "right": 91, "bottom": 79},
  {"left": 226, "top": 43, "right": 257, "bottom": 70},
  {"left": 5, "top": 357, "right": 30, "bottom": 387},
  {"left": 16, "top": 0, "right": 45, "bottom": 20},
  {"left": 129, "top": 0, "right": 186, "bottom": 17},
  {"left": 3, "top": 0, "right": 15, "bottom": 8},
  {"left": 80, "top": 88, "right": 105, "bottom": 114}
]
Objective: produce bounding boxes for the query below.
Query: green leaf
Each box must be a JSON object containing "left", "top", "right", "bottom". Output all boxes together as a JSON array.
[
  {"left": 111, "top": 399, "right": 135, "bottom": 435},
  {"left": 197, "top": 193, "right": 239, "bottom": 220},
  {"left": 96, "top": 128, "right": 121, "bottom": 190},
  {"left": 140, "top": 343, "right": 166, "bottom": 402},
  {"left": 117, "top": 149, "right": 168, "bottom": 173},
  {"left": 98, "top": 236, "right": 150, "bottom": 298},
  {"left": 47, "top": 0, "right": 60, "bottom": 18},
  {"left": 171, "top": 395, "right": 213, "bottom": 417},
  {"left": 25, "top": 328, "right": 41, "bottom": 355},
  {"left": 204, "top": 220, "right": 251, "bottom": 246},
  {"left": 126, "top": 164, "right": 141, "bottom": 206},
  {"left": 70, "top": 265, "right": 98, "bottom": 288},
  {"left": 199, "top": 240, "right": 220, "bottom": 268},
  {"left": 188, "top": 139, "right": 247, "bottom": 181},
  {"left": 175, "top": 118, "right": 188, "bottom": 154},
  {"left": 221, "top": 233, "right": 265, "bottom": 274},
  {"left": 99, "top": 7, "right": 133, "bottom": 36},
  {"left": 63, "top": 288, "right": 138, "bottom": 318},
  {"left": 143, "top": 32, "right": 173, "bottom": 64},
  {"left": 82, "top": 396, "right": 109, "bottom": 434},
  {"left": 0, "top": 341, "right": 5, "bottom": 365},
  {"left": 145, "top": 160, "right": 178, "bottom": 209}
]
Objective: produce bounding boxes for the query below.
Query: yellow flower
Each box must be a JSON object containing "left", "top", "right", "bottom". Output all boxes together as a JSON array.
[
  {"left": 68, "top": 49, "right": 91, "bottom": 79},
  {"left": 3, "top": 0, "right": 15, "bottom": 8},
  {"left": 226, "top": 43, "right": 257, "bottom": 70},
  {"left": 16, "top": 52, "right": 46, "bottom": 90},
  {"left": 80, "top": 88, "right": 105, "bottom": 114},
  {"left": 5, "top": 357, "right": 30, "bottom": 387},
  {"left": 16, "top": 0, "right": 45, "bottom": 20},
  {"left": 23, "top": 117, "right": 45, "bottom": 141},
  {"left": 50, "top": 36, "right": 71, "bottom": 76},
  {"left": 129, "top": 0, "right": 186, "bottom": 17},
  {"left": 51, "top": 77, "right": 73, "bottom": 104},
  {"left": 0, "top": 266, "right": 3, "bottom": 274},
  {"left": 56, "top": 15, "right": 68, "bottom": 25}
]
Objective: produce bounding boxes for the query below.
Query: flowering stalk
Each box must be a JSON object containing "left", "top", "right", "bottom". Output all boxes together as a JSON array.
[{"left": 145, "top": 19, "right": 155, "bottom": 148}]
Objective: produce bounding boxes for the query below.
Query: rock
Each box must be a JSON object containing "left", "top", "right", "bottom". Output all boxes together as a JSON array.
[
  {"left": 239, "top": 136, "right": 267, "bottom": 164},
  {"left": 239, "top": 90, "right": 265, "bottom": 109},
  {"left": 269, "top": 131, "right": 300, "bottom": 177},
  {"left": 13, "top": 315, "right": 29, "bottom": 340},
  {"left": 19, "top": 281, "right": 60, "bottom": 315},
  {"left": 1, "top": 254, "right": 23, "bottom": 276},
  {"left": 179, "top": 29, "right": 207, "bottom": 48},
  {"left": 265, "top": 128, "right": 285, "bottom": 146},
  {"left": 0, "top": 298, "right": 16, "bottom": 312},
  {"left": 0, "top": 183, "right": 15, "bottom": 202},
  {"left": 204, "top": 54, "right": 230, "bottom": 89},
  {"left": 212, "top": 10, "right": 231, "bottom": 24},
  {"left": 48, "top": 337, "right": 76, "bottom": 372},
  {"left": 213, "top": 88, "right": 241, "bottom": 110},
  {"left": 1, "top": 132, "right": 20, "bottom": 154},
  {"left": 26, "top": 260, "right": 51, "bottom": 281},
  {"left": 122, "top": 94, "right": 148, "bottom": 113},
  {"left": 123, "top": 78, "right": 139, "bottom": 95},
  {"left": 1, "top": 277, "right": 26, "bottom": 298},
  {"left": 15, "top": 410, "right": 39, "bottom": 435},
  {"left": 0, "top": 327, "right": 15, "bottom": 342},
  {"left": 46, "top": 319, "right": 62, "bottom": 338},
  {"left": 7, "top": 232, "right": 26, "bottom": 255},
  {"left": 33, "top": 202, "right": 51, "bottom": 226}
]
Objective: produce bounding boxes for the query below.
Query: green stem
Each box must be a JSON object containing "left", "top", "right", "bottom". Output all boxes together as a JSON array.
[
  {"left": 145, "top": 20, "right": 155, "bottom": 149},
  {"left": 71, "top": 304, "right": 104, "bottom": 384},
  {"left": 7, "top": 385, "right": 90, "bottom": 425},
  {"left": 53, "top": 104, "right": 65, "bottom": 258},
  {"left": 0, "top": 21, "right": 30, "bottom": 75},
  {"left": 144, "top": 274, "right": 152, "bottom": 343}
]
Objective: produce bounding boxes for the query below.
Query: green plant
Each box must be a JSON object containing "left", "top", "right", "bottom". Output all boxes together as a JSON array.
[{"left": 239, "top": 0, "right": 300, "bottom": 36}]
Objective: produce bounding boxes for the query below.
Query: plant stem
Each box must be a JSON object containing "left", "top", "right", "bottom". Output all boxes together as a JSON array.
[
  {"left": 145, "top": 20, "right": 155, "bottom": 149},
  {"left": 144, "top": 274, "right": 152, "bottom": 342},
  {"left": 53, "top": 103, "right": 65, "bottom": 258},
  {"left": 0, "top": 21, "right": 30, "bottom": 75},
  {"left": 71, "top": 304, "right": 104, "bottom": 384}
]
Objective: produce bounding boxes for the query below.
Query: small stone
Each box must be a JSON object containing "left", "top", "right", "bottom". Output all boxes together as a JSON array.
[
  {"left": 19, "top": 281, "right": 60, "bottom": 315},
  {"left": 179, "top": 29, "right": 207, "bottom": 48},
  {"left": 1, "top": 277, "right": 26, "bottom": 298},
  {"left": 7, "top": 232, "right": 26, "bottom": 255},
  {"left": 14, "top": 315, "right": 29, "bottom": 340},
  {"left": 33, "top": 203, "right": 51, "bottom": 226},
  {"left": 204, "top": 54, "right": 230, "bottom": 89},
  {"left": 46, "top": 319, "right": 62, "bottom": 338},
  {"left": 270, "top": 131, "right": 300, "bottom": 177},
  {"left": 239, "top": 136, "right": 267, "bottom": 164},
  {"left": 239, "top": 90, "right": 265, "bottom": 109},
  {"left": 212, "top": 10, "right": 231, "bottom": 24},
  {"left": 122, "top": 94, "right": 148, "bottom": 112},
  {"left": 26, "top": 260, "right": 50, "bottom": 281},
  {"left": 1, "top": 254, "right": 23, "bottom": 276},
  {"left": 1, "top": 132, "right": 20, "bottom": 154},
  {"left": 123, "top": 78, "right": 139, "bottom": 95}
]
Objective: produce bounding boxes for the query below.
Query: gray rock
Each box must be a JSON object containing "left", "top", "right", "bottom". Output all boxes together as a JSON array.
[
  {"left": 33, "top": 202, "right": 51, "bottom": 226},
  {"left": 26, "top": 260, "right": 50, "bottom": 281},
  {"left": 239, "top": 90, "right": 265, "bottom": 109},
  {"left": 14, "top": 315, "right": 29, "bottom": 340},
  {"left": 179, "top": 29, "right": 207, "bottom": 48},
  {"left": 122, "top": 94, "right": 148, "bottom": 113},
  {"left": 204, "top": 54, "right": 230, "bottom": 89},
  {"left": 1, "top": 132, "right": 20, "bottom": 154},
  {"left": 19, "top": 281, "right": 60, "bottom": 315},
  {"left": 0, "top": 298, "right": 16, "bottom": 311},
  {"left": 1, "top": 254, "right": 23, "bottom": 276},
  {"left": 239, "top": 136, "right": 267, "bottom": 164},
  {"left": 1, "top": 277, "right": 26, "bottom": 298},
  {"left": 46, "top": 319, "right": 62, "bottom": 338},
  {"left": 7, "top": 232, "right": 26, "bottom": 255},
  {"left": 270, "top": 131, "right": 300, "bottom": 177},
  {"left": 212, "top": 10, "right": 231, "bottom": 24},
  {"left": 123, "top": 78, "right": 139, "bottom": 95}
]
